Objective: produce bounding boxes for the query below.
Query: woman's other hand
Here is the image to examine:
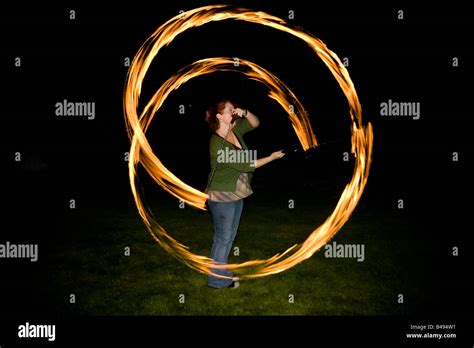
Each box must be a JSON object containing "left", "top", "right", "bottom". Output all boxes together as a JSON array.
[{"left": 270, "top": 150, "right": 286, "bottom": 160}]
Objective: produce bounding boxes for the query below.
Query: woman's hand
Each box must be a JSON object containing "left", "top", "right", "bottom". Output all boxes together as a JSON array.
[
  {"left": 255, "top": 150, "right": 286, "bottom": 168},
  {"left": 270, "top": 150, "right": 286, "bottom": 160},
  {"left": 232, "top": 108, "right": 247, "bottom": 118}
]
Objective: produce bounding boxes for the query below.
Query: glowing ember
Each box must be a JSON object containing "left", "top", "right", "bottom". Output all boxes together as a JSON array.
[{"left": 123, "top": 5, "right": 373, "bottom": 279}]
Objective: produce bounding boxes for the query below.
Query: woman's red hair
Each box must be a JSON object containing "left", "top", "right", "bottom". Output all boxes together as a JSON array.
[{"left": 205, "top": 99, "right": 239, "bottom": 131}]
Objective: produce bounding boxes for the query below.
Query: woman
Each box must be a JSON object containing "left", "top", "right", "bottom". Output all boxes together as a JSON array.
[{"left": 204, "top": 99, "right": 285, "bottom": 289}]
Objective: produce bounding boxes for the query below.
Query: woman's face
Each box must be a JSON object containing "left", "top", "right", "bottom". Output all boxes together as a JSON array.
[{"left": 217, "top": 102, "right": 235, "bottom": 125}]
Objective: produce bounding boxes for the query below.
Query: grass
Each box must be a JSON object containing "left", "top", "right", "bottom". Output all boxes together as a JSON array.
[{"left": 46, "top": 189, "right": 439, "bottom": 316}]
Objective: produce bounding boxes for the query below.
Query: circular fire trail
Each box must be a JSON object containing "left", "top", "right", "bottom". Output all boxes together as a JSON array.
[{"left": 123, "top": 5, "right": 373, "bottom": 279}]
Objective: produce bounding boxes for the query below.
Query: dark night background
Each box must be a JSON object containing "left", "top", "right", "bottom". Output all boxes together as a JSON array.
[{"left": 1, "top": 0, "right": 473, "bottom": 345}]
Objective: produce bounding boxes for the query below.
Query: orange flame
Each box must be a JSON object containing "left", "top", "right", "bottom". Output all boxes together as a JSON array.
[{"left": 123, "top": 5, "right": 373, "bottom": 279}]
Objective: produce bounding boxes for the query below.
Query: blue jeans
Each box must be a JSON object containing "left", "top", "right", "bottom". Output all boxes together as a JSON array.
[{"left": 207, "top": 199, "right": 244, "bottom": 288}]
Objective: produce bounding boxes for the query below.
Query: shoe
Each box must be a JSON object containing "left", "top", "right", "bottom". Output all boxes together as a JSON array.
[
  {"left": 208, "top": 280, "right": 240, "bottom": 289},
  {"left": 227, "top": 280, "right": 240, "bottom": 289}
]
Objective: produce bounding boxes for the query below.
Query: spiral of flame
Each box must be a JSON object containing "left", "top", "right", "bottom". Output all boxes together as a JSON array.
[{"left": 123, "top": 5, "right": 373, "bottom": 279}]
